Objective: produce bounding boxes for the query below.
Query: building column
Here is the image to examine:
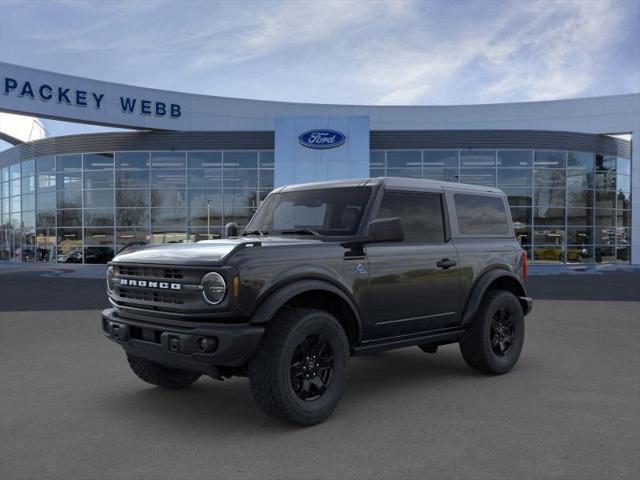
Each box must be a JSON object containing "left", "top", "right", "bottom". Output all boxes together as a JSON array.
[{"left": 631, "top": 129, "right": 639, "bottom": 265}]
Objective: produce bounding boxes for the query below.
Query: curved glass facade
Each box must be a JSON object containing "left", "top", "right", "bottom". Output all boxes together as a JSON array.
[
  {"left": 0, "top": 150, "right": 274, "bottom": 263},
  {"left": 371, "top": 149, "right": 631, "bottom": 264},
  {"left": 0, "top": 146, "right": 632, "bottom": 264}
]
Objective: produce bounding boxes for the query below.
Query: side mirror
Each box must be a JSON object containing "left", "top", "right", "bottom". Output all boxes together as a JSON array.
[
  {"left": 366, "top": 217, "right": 404, "bottom": 243},
  {"left": 224, "top": 222, "right": 239, "bottom": 238}
]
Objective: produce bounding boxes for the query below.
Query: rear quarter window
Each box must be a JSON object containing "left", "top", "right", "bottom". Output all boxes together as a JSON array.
[{"left": 454, "top": 193, "right": 511, "bottom": 235}]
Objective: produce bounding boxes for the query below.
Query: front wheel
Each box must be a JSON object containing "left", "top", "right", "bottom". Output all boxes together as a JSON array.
[
  {"left": 248, "top": 308, "right": 350, "bottom": 426},
  {"left": 459, "top": 290, "right": 525, "bottom": 374},
  {"left": 126, "top": 354, "right": 201, "bottom": 389}
]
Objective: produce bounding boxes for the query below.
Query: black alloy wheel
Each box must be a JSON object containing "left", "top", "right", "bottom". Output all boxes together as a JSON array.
[
  {"left": 290, "top": 334, "right": 335, "bottom": 401},
  {"left": 490, "top": 307, "right": 514, "bottom": 357}
]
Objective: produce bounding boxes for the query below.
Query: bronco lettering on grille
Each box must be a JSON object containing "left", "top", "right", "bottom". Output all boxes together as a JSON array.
[{"left": 119, "top": 279, "right": 181, "bottom": 290}]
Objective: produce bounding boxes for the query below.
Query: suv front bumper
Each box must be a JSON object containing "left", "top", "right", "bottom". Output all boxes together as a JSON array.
[{"left": 101, "top": 308, "right": 264, "bottom": 375}]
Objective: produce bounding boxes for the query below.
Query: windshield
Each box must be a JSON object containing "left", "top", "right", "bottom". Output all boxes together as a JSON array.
[{"left": 245, "top": 186, "right": 372, "bottom": 237}]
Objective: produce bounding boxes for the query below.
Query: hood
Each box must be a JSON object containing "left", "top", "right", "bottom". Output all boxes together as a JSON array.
[{"left": 111, "top": 236, "right": 324, "bottom": 266}]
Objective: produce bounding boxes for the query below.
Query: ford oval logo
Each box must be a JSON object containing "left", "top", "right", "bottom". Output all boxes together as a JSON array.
[{"left": 298, "top": 129, "right": 346, "bottom": 149}]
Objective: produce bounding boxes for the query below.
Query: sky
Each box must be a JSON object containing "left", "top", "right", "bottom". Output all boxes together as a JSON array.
[{"left": 0, "top": 0, "right": 638, "bottom": 143}]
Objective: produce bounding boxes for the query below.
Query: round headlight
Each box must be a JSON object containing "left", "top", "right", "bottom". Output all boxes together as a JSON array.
[
  {"left": 201, "top": 272, "right": 227, "bottom": 305},
  {"left": 106, "top": 266, "right": 115, "bottom": 293}
]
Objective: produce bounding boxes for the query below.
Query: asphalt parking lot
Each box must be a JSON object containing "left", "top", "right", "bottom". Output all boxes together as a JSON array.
[{"left": 1, "top": 268, "right": 639, "bottom": 480}]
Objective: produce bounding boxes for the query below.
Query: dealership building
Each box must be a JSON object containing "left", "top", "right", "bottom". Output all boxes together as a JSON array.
[{"left": 0, "top": 62, "right": 638, "bottom": 265}]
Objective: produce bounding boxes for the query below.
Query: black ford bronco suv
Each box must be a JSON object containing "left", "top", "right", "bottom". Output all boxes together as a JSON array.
[{"left": 102, "top": 177, "right": 532, "bottom": 425}]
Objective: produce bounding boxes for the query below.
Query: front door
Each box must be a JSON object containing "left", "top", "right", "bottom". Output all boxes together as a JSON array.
[{"left": 366, "top": 190, "right": 460, "bottom": 338}]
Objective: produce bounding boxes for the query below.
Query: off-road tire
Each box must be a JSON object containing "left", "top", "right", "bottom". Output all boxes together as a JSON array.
[
  {"left": 459, "top": 290, "right": 525, "bottom": 374},
  {"left": 126, "top": 353, "right": 201, "bottom": 389},
  {"left": 248, "top": 307, "right": 350, "bottom": 426}
]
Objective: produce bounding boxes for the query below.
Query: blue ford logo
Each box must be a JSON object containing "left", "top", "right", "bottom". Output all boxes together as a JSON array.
[{"left": 298, "top": 129, "right": 346, "bottom": 149}]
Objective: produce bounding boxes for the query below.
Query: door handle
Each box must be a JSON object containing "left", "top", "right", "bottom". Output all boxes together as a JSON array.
[{"left": 437, "top": 258, "right": 457, "bottom": 269}]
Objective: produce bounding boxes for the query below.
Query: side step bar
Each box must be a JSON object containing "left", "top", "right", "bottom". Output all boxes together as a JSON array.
[{"left": 352, "top": 328, "right": 466, "bottom": 355}]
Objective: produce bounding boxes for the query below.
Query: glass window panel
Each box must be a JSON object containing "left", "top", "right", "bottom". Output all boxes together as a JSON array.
[
  {"left": 595, "top": 246, "right": 615, "bottom": 264},
  {"left": 615, "top": 227, "right": 631, "bottom": 247},
  {"left": 616, "top": 157, "right": 630, "bottom": 176},
  {"left": 36, "top": 229, "right": 56, "bottom": 246},
  {"left": 514, "top": 225, "right": 532, "bottom": 246},
  {"left": 616, "top": 210, "right": 630, "bottom": 227},
  {"left": 460, "top": 150, "right": 495, "bottom": 167},
  {"left": 259, "top": 151, "right": 275, "bottom": 168},
  {"left": 567, "top": 227, "right": 593, "bottom": 245},
  {"left": 187, "top": 169, "right": 222, "bottom": 188},
  {"left": 116, "top": 228, "right": 150, "bottom": 251},
  {"left": 498, "top": 150, "right": 532, "bottom": 167},
  {"left": 595, "top": 191, "right": 616, "bottom": 209},
  {"left": 567, "top": 151, "right": 594, "bottom": 169},
  {"left": 35, "top": 244, "right": 56, "bottom": 263},
  {"left": 454, "top": 194, "right": 510, "bottom": 235},
  {"left": 22, "top": 211, "right": 36, "bottom": 231},
  {"left": 187, "top": 151, "right": 222, "bottom": 169},
  {"left": 566, "top": 187, "right": 593, "bottom": 208},
  {"left": 36, "top": 211, "right": 55, "bottom": 228},
  {"left": 84, "top": 190, "right": 114, "bottom": 209},
  {"left": 533, "top": 246, "right": 564, "bottom": 263},
  {"left": 116, "top": 170, "right": 149, "bottom": 188},
  {"left": 83, "top": 153, "right": 114, "bottom": 170},
  {"left": 567, "top": 208, "right": 593, "bottom": 226},
  {"left": 150, "top": 152, "right": 186, "bottom": 169},
  {"left": 115, "top": 152, "right": 149, "bottom": 169},
  {"left": 21, "top": 159, "right": 35, "bottom": 176},
  {"left": 56, "top": 229, "right": 83, "bottom": 263},
  {"left": 616, "top": 174, "right": 630, "bottom": 194},
  {"left": 38, "top": 191, "right": 57, "bottom": 210},
  {"left": 37, "top": 173, "right": 56, "bottom": 191},
  {"left": 534, "top": 151, "right": 566, "bottom": 168},
  {"left": 459, "top": 168, "right": 496, "bottom": 186},
  {"left": 22, "top": 193, "right": 35, "bottom": 211},
  {"left": 10, "top": 196, "right": 20, "bottom": 213},
  {"left": 21, "top": 176, "right": 36, "bottom": 194},
  {"left": 386, "top": 150, "right": 421, "bottom": 168},
  {"left": 189, "top": 208, "right": 222, "bottom": 227},
  {"left": 84, "top": 209, "right": 114, "bottom": 226},
  {"left": 36, "top": 157, "right": 55, "bottom": 174},
  {"left": 567, "top": 246, "right": 593, "bottom": 264},
  {"left": 386, "top": 168, "right": 421, "bottom": 179},
  {"left": 502, "top": 188, "right": 532, "bottom": 207},
  {"left": 57, "top": 209, "right": 82, "bottom": 227},
  {"left": 84, "top": 228, "right": 114, "bottom": 245},
  {"left": 423, "top": 150, "right": 458, "bottom": 168},
  {"left": 259, "top": 170, "right": 274, "bottom": 189},
  {"left": 223, "top": 169, "right": 259, "bottom": 187},
  {"left": 84, "top": 246, "right": 115, "bottom": 264},
  {"left": 151, "top": 170, "right": 186, "bottom": 188},
  {"left": 223, "top": 151, "right": 259, "bottom": 168},
  {"left": 566, "top": 169, "right": 593, "bottom": 189},
  {"left": 151, "top": 208, "right": 187, "bottom": 226},
  {"left": 534, "top": 169, "right": 565, "bottom": 187},
  {"left": 151, "top": 189, "right": 186, "bottom": 208},
  {"left": 21, "top": 246, "right": 36, "bottom": 262},
  {"left": 84, "top": 170, "right": 114, "bottom": 189},
  {"left": 57, "top": 171, "right": 82, "bottom": 190},
  {"left": 370, "top": 151, "right": 385, "bottom": 168},
  {"left": 117, "top": 208, "right": 150, "bottom": 226},
  {"left": 116, "top": 189, "right": 150, "bottom": 208},
  {"left": 2, "top": 166, "right": 9, "bottom": 183},
  {"left": 595, "top": 210, "right": 615, "bottom": 227},
  {"left": 223, "top": 190, "right": 260, "bottom": 210},
  {"left": 57, "top": 154, "right": 82, "bottom": 171},
  {"left": 616, "top": 191, "right": 630, "bottom": 210},
  {"left": 151, "top": 229, "right": 187, "bottom": 245},
  {"left": 10, "top": 178, "right": 20, "bottom": 196},
  {"left": 57, "top": 190, "right": 82, "bottom": 209},
  {"left": 534, "top": 188, "right": 565, "bottom": 208},
  {"left": 422, "top": 168, "right": 459, "bottom": 182},
  {"left": 497, "top": 169, "right": 531, "bottom": 187},
  {"left": 534, "top": 227, "right": 565, "bottom": 246},
  {"left": 596, "top": 155, "right": 616, "bottom": 172},
  {"left": 534, "top": 206, "right": 565, "bottom": 226},
  {"left": 370, "top": 168, "right": 385, "bottom": 178},
  {"left": 9, "top": 212, "right": 20, "bottom": 228},
  {"left": 510, "top": 207, "right": 532, "bottom": 226},
  {"left": 188, "top": 190, "right": 223, "bottom": 210},
  {"left": 616, "top": 246, "right": 630, "bottom": 264},
  {"left": 594, "top": 170, "right": 616, "bottom": 190}
]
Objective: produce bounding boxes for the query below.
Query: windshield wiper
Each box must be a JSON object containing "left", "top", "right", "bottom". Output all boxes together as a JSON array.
[
  {"left": 279, "top": 228, "right": 321, "bottom": 236},
  {"left": 242, "top": 230, "right": 268, "bottom": 236}
]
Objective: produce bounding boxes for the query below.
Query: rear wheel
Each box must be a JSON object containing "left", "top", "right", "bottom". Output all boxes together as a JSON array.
[
  {"left": 126, "top": 354, "right": 201, "bottom": 389},
  {"left": 459, "top": 290, "right": 524, "bottom": 374},
  {"left": 248, "top": 307, "right": 349, "bottom": 426}
]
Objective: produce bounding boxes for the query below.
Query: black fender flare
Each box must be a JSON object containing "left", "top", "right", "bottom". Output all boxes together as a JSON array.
[
  {"left": 461, "top": 268, "right": 529, "bottom": 325},
  {"left": 249, "top": 279, "right": 363, "bottom": 339}
]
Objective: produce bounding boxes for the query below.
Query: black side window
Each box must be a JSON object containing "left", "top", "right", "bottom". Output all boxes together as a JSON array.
[
  {"left": 454, "top": 193, "right": 510, "bottom": 235},
  {"left": 376, "top": 191, "right": 445, "bottom": 243}
]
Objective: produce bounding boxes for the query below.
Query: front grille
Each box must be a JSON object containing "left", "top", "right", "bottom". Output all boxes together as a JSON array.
[
  {"left": 115, "top": 265, "right": 184, "bottom": 280},
  {"left": 119, "top": 287, "right": 184, "bottom": 305}
]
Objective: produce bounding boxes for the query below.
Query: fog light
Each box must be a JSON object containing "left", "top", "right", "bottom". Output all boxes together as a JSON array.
[{"left": 195, "top": 336, "right": 218, "bottom": 353}]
